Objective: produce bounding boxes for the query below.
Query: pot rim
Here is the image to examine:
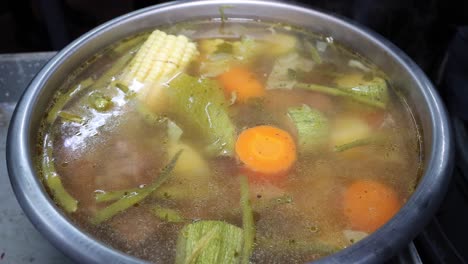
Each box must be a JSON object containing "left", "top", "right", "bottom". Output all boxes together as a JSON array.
[{"left": 7, "top": 1, "right": 453, "bottom": 263}]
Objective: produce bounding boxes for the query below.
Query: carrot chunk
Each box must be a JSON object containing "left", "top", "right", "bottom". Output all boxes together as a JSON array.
[
  {"left": 218, "top": 66, "right": 265, "bottom": 103},
  {"left": 343, "top": 180, "right": 401, "bottom": 232},
  {"left": 235, "top": 125, "right": 297, "bottom": 177}
]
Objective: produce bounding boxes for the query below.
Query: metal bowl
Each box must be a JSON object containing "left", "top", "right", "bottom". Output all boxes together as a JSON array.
[{"left": 7, "top": 1, "right": 453, "bottom": 263}]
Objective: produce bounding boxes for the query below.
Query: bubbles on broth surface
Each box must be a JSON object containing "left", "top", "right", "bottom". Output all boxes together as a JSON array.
[{"left": 37, "top": 19, "right": 422, "bottom": 263}]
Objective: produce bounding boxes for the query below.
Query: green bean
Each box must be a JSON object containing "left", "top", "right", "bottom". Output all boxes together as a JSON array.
[
  {"left": 58, "top": 111, "right": 84, "bottom": 123},
  {"left": 46, "top": 78, "right": 93, "bottom": 124},
  {"left": 151, "top": 206, "right": 185, "bottom": 223},
  {"left": 94, "top": 187, "right": 140, "bottom": 203},
  {"left": 47, "top": 49, "right": 135, "bottom": 124},
  {"left": 333, "top": 134, "right": 387, "bottom": 152},
  {"left": 42, "top": 135, "right": 78, "bottom": 213},
  {"left": 91, "top": 150, "right": 183, "bottom": 224},
  {"left": 294, "top": 82, "right": 385, "bottom": 109},
  {"left": 333, "top": 138, "right": 375, "bottom": 152},
  {"left": 115, "top": 82, "right": 129, "bottom": 93},
  {"left": 240, "top": 175, "right": 255, "bottom": 264}
]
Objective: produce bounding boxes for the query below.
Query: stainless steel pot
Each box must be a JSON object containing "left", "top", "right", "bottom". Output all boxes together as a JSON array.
[{"left": 7, "top": 1, "right": 453, "bottom": 263}]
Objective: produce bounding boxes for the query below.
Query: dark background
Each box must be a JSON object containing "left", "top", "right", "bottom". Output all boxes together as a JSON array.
[{"left": 1, "top": 0, "right": 467, "bottom": 78}]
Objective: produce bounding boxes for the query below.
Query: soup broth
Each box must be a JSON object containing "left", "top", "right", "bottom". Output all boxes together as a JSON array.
[{"left": 37, "top": 20, "right": 422, "bottom": 263}]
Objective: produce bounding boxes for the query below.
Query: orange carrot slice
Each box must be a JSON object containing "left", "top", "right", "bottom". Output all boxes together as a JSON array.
[
  {"left": 218, "top": 66, "right": 265, "bottom": 103},
  {"left": 343, "top": 179, "right": 401, "bottom": 232},
  {"left": 236, "top": 125, "right": 297, "bottom": 177}
]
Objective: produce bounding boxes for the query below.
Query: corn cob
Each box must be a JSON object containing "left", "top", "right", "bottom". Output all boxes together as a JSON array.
[{"left": 119, "top": 30, "right": 198, "bottom": 88}]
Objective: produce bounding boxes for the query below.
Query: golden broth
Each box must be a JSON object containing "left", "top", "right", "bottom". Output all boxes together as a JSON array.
[{"left": 37, "top": 20, "right": 421, "bottom": 263}]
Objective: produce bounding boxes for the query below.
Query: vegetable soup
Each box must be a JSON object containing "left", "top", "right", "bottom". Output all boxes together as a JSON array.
[{"left": 37, "top": 20, "right": 422, "bottom": 263}]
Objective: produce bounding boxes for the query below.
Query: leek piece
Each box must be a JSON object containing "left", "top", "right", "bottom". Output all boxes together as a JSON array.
[
  {"left": 167, "top": 74, "right": 236, "bottom": 156},
  {"left": 42, "top": 135, "right": 78, "bottom": 213},
  {"left": 240, "top": 175, "right": 255, "bottom": 264},
  {"left": 287, "top": 105, "right": 329, "bottom": 153},
  {"left": 175, "top": 221, "right": 243, "bottom": 264},
  {"left": 91, "top": 150, "right": 183, "bottom": 224}
]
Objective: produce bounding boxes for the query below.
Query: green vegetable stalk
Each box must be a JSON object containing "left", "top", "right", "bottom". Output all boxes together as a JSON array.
[
  {"left": 333, "top": 134, "right": 387, "bottom": 152},
  {"left": 333, "top": 137, "right": 375, "bottom": 152},
  {"left": 294, "top": 82, "right": 386, "bottom": 109},
  {"left": 91, "top": 150, "right": 183, "bottom": 224},
  {"left": 42, "top": 134, "right": 78, "bottom": 213}
]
